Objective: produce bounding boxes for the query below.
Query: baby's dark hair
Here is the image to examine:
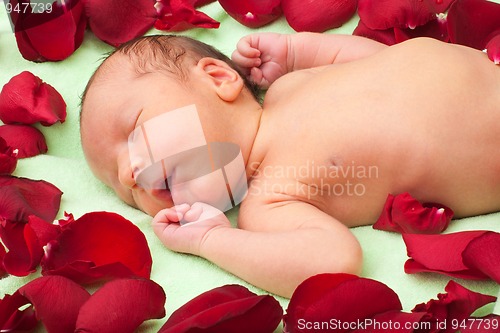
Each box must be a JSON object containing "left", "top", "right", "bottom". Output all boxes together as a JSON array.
[{"left": 87, "top": 35, "right": 261, "bottom": 102}]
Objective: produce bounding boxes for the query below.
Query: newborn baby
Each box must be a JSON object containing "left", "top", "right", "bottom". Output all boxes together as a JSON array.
[{"left": 80, "top": 33, "right": 500, "bottom": 297}]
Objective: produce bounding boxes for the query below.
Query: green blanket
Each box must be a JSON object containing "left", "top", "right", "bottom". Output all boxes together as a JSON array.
[{"left": 0, "top": 2, "right": 498, "bottom": 332}]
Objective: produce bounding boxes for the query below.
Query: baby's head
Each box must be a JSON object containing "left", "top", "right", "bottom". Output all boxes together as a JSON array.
[{"left": 80, "top": 35, "right": 262, "bottom": 216}]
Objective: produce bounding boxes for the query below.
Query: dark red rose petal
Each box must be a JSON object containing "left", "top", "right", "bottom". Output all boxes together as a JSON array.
[
  {"left": 19, "top": 276, "right": 91, "bottom": 333},
  {"left": 76, "top": 278, "right": 166, "bottom": 333},
  {"left": 0, "top": 242, "right": 6, "bottom": 277},
  {"left": 412, "top": 280, "right": 496, "bottom": 333},
  {"left": 358, "top": 0, "right": 436, "bottom": 30},
  {"left": 282, "top": 0, "right": 356, "bottom": 32},
  {"left": 353, "top": 21, "right": 398, "bottom": 46},
  {"left": 0, "top": 175, "right": 63, "bottom": 223},
  {"left": 486, "top": 33, "right": 500, "bottom": 65},
  {"left": 159, "top": 284, "right": 282, "bottom": 333},
  {"left": 374, "top": 193, "right": 453, "bottom": 234},
  {"left": 394, "top": 16, "right": 449, "bottom": 43},
  {"left": 86, "top": 0, "right": 157, "bottom": 46},
  {"left": 27, "top": 215, "right": 61, "bottom": 247},
  {"left": 0, "top": 71, "right": 66, "bottom": 126},
  {"left": 462, "top": 232, "right": 500, "bottom": 284},
  {"left": 284, "top": 273, "right": 402, "bottom": 333},
  {"left": 13, "top": 0, "right": 87, "bottom": 62},
  {"left": 219, "top": 0, "right": 282, "bottom": 28},
  {"left": 403, "top": 231, "right": 491, "bottom": 279},
  {"left": 154, "top": 0, "right": 220, "bottom": 31},
  {"left": 0, "top": 124, "right": 48, "bottom": 158},
  {"left": 0, "top": 137, "right": 17, "bottom": 175},
  {"left": 447, "top": 0, "right": 500, "bottom": 51},
  {"left": 0, "top": 292, "right": 37, "bottom": 332},
  {"left": 41, "top": 211, "right": 153, "bottom": 284},
  {"left": 0, "top": 220, "right": 42, "bottom": 276}
]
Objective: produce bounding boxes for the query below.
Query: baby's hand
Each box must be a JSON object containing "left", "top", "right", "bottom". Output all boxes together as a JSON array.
[
  {"left": 232, "top": 33, "right": 291, "bottom": 89},
  {"left": 152, "top": 202, "right": 231, "bottom": 255}
]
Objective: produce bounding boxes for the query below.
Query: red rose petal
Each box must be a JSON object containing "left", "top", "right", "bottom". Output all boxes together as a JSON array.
[
  {"left": 358, "top": 0, "right": 435, "bottom": 30},
  {"left": 41, "top": 211, "right": 153, "bottom": 284},
  {"left": 412, "top": 280, "right": 496, "bottom": 333},
  {"left": 462, "top": 232, "right": 500, "bottom": 284},
  {"left": 76, "top": 278, "right": 166, "bottom": 333},
  {"left": 374, "top": 193, "right": 453, "bottom": 234},
  {"left": 159, "top": 284, "right": 282, "bottom": 333},
  {"left": 0, "top": 242, "right": 6, "bottom": 277},
  {"left": 0, "top": 124, "right": 48, "bottom": 158},
  {"left": 0, "top": 292, "right": 37, "bottom": 332},
  {"left": 394, "top": 16, "right": 449, "bottom": 43},
  {"left": 0, "top": 137, "right": 17, "bottom": 175},
  {"left": 0, "top": 175, "right": 63, "bottom": 223},
  {"left": 0, "top": 220, "right": 43, "bottom": 276},
  {"left": 86, "top": 0, "right": 157, "bottom": 46},
  {"left": 219, "top": 0, "right": 282, "bottom": 28},
  {"left": 486, "top": 33, "right": 500, "bottom": 65},
  {"left": 284, "top": 273, "right": 402, "bottom": 333},
  {"left": 447, "top": 0, "right": 500, "bottom": 50},
  {"left": 19, "top": 276, "right": 91, "bottom": 333},
  {"left": 13, "top": 0, "right": 87, "bottom": 62},
  {"left": 154, "top": 0, "right": 220, "bottom": 31},
  {"left": 282, "top": 0, "right": 356, "bottom": 32},
  {"left": 403, "top": 231, "right": 491, "bottom": 280},
  {"left": 27, "top": 215, "right": 61, "bottom": 247},
  {"left": 353, "top": 20, "right": 398, "bottom": 46},
  {"left": 461, "top": 314, "right": 500, "bottom": 333},
  {"left": 0, "top": 71, "right": 67, "bottom": 126}
]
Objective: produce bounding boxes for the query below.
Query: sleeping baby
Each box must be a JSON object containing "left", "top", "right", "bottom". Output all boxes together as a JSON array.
[{"left": 80, "top": 33, "right": 500, "bottom": 297}]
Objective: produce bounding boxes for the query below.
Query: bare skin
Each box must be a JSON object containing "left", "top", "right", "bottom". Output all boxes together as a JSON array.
[{"left": 81, "top": 33, "right": 500, "bottom": 298}]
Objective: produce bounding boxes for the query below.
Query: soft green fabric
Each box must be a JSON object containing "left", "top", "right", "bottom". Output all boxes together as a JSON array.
[{"left": 0, "top": 3, "right": 498, "bottom": 332}]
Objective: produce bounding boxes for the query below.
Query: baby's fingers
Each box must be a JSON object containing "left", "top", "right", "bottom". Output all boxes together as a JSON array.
[{"left": 153, "top": 203, "right": 190, "bottom": 224}]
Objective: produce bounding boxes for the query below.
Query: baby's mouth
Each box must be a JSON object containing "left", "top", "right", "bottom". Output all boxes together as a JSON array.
[{"left": 150, "top": 178, "right": 172, "bottom": 201}]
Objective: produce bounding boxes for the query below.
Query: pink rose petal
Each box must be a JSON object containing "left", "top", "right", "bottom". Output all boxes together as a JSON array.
[
  {"left": 0, "top": 71, "right": 66, "bottom": 126},
  {"left": 154, "top": 0, "right": 220, "bottom": 31},
  {"left": 462, "top": 231, "right": 500, "bottom": 284},
  {"left": 0, "top": 124, "right": 47, "bottom": 158},
  {"left": 0, "top": 137, "right": 17, "bottom": 175},
  {"left": 219, "top": 0, "right": 282, "bottom": 28},
  {"left": 374, "top": 193, "right": 453, "bottom": 234},
  {"left": 41, "top": 211, "right": 153, "bottom": 284},
  {"left": 76, "top": 278, "right": 166, "bottom": 333},
  {"left": 86, "top": 0, "right": 157, "bottom": 46},
  {"left": 284, "top": 273, "right": 402, "bottom": 333},
  {"left": 159, "top": 284, "right": 282, "bottom": 333},
  {"left": 403, "top": 231, "right": 491, "bottom": 280},
  {"left": 282, "top": 0, "right": 357, "bottom": 32},
  {"left": 412, "top": 280, "right": 497, "bottom": 333}
]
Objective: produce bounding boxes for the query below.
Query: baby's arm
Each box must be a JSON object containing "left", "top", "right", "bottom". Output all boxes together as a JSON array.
[
  {"left": 232, "top": 32, "right": 387, "bottom": 88},
  {"left": 152, "top": 200, "right": 362, "bottom": 298}
]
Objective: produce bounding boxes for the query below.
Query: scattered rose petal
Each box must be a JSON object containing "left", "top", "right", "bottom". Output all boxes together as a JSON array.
[
  {"left": 462, "top": 232, "right": 500, "bottom": 284},
  {"left": 374, "top": 193, "right": 453, "bottom": 234},
  {"left": 19, "top": 276, "right": 91, "bottom": 333},
  {"left": 283, "top": 273, "right": 402, "bottom": 333},
  {"left": 28, "top": 215, "right": 62, "bottom": 247},
  {"left": 403, "top": 231, "right": 492, "bottom": 280},
  {"left": 353, "top": 20, "right": 398, "bottom": 45},
  {"left": 0, "top": 292, "right": 38, "bottom": 332},
  {"left": 358, "top": 0, "right": 435, "bottom": 30},
  {"left": 447, "top": 0, "right": 500, "bottom": 51},
  {"left": 0, "top": 71, "right": 67, "bottom": 126},
  {"left": 0, "top": 137, "right": 17, "bottom": 175},
  {"left": 0, "top": 175, "right": 63, "bottom": 223},
  {"left": 486, "top": 33, "right": 500, "bottom": 65},
  {"left": 76, "top": 278, "right": 166, "bottom": 333},
  {"left": 394, "top": 16, "right": 449, "bottom": 43},
  {"left": 0, "top": 220, "right": 43, "bottom": 276},
  {"left": 159, "top": 284, "right": 282, "bottom": 333},
  {"left": 412, "top": 280, "right": 497, "bottom": 333},
  {"left": 11, "top": 0, "right": 87, "bottom": 62},
  {"left": 41, "top": 211, "right": 153, "bottom": 284},
  {"left": 0, "top": 124, "right": 48, "bottom": 158},
  {"left": 282, "top": 0, "right": 356, "bottom": 32},
  {"left": 0, "top": 242, "right": 6, "bottom": 277},
  {"left": 218, "top": 0, "right": 282, "bottom": 28},
  {"left": 86, "top": 0, "right": 157, "bottom": 46},
  {"left": 155, "top": 0, "right": 220, "bottom": 31}
]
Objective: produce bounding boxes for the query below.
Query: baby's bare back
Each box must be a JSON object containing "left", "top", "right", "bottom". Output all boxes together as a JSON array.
[{"left": 251, "top": 38, "right": 500, "bottom": 226}]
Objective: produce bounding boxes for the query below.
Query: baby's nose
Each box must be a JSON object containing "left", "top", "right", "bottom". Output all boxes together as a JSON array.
[{"left": 118, "top": 164, "right": 136, "bottom": 189}]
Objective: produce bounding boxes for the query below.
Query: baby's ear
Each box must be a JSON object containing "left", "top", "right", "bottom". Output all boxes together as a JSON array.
[{"left": 196, "top": 57, "right": 244, "bottom": 102}]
